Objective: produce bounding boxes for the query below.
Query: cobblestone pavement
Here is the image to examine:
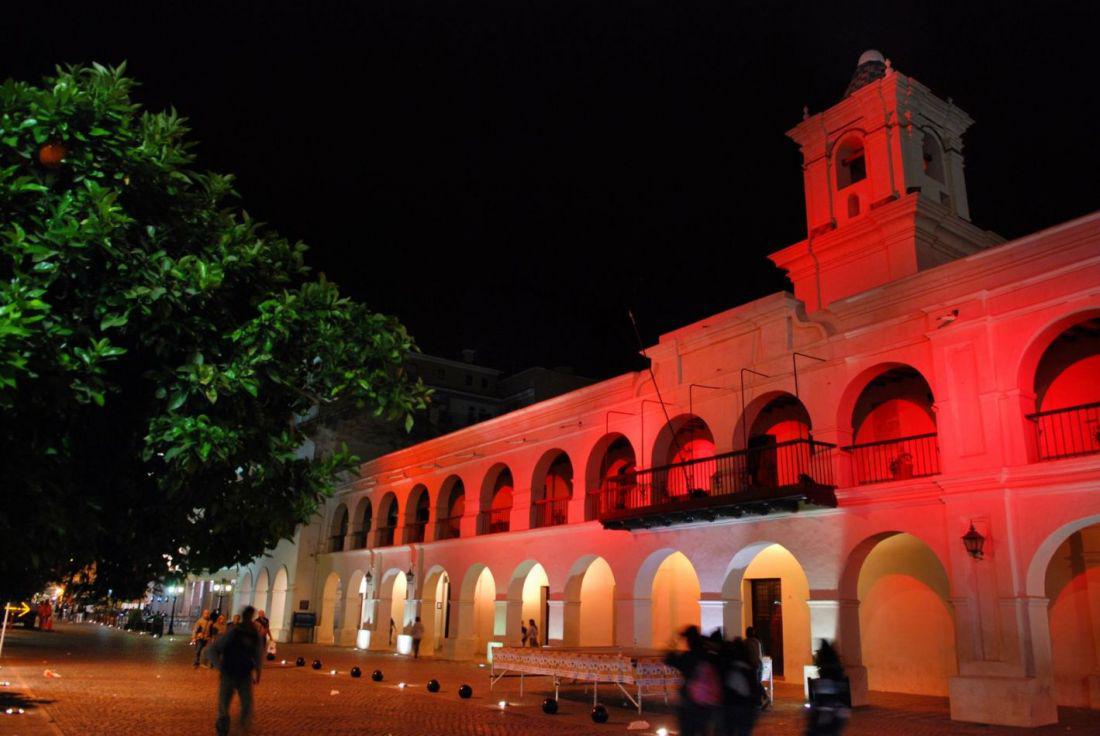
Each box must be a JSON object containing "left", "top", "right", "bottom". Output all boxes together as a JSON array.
[{"left": 0, "top": 624, "right": 1097, "bottom": 735}]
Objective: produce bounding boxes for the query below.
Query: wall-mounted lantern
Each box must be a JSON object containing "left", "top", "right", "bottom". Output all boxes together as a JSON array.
[
  {"left": 405, "top": 567, "right": 415, "bottom": 585},
  {"left": 962, "top": 522, "right": 985, "bottom": 560}
]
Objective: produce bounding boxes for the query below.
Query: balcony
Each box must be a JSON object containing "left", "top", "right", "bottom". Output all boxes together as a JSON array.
[
  {"left": 375, "top": 526, "right": 396, "bottom": 548},
  {"left": 329, "top": 534, "right": 345, "bottom": 553},
  {"left": 483, "top": 508, "right": 511, "bottom": 534},
  {"left": 598, "top": 439, "right": 836, "bottom": 530},
  {"left": 1028, "top": 401, "right": 1100, "bottom": 461},
  {"left": 532, "top": 497, "right": 569, "bottom": 529},
  {"left": 350, "top": 531, "right": 366, "bottom": 549},
  {"left": 404, "top": 521, "right": 427, "bottom": 544},
  {"left": 436, "top": 515, "right": 462, "bottom": 541},
  {"left": 843, "top": 433, "right": 940, "bottom": 485}
]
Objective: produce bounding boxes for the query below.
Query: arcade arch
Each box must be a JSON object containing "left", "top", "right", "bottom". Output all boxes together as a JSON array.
[
  {"left": 531, "top": 451, "right": 572, "bottom": 529},
  {"left": 253, "top": 567, "right": 270, "bottom": 612},
  {"left": 380, "top": 569, "right": 409, "bottom": 649},
  {"left": 235, "top": 571, "right": 253, "bottom": 618},
  {"left": 839, "top": 532, "right": 956, "bottom": 696},
  {"left": 508, "top": 561, "right": 551, "bottom": 644},
  {"left": 437, "top": 478, "right": 465, "bottom": 540},
  {"left": 563, "top": 555, "right": 616, "bottom": 647},
  {"left": 638, "top": 550, "right": 701, "bottom": 650},
  {"left": 421, "top": 566, "right": 453, "bottom": 655},
  {"left": 352, "top": 497, "right": 373, "bottom": 549},
  {"left": 1027, "top": 316, "right": 1100, "bottom": 460},
  {"left": 318, "top": 572, "right": 343, "bottom": 645},
  {"left": 480, "top": 465, "right": 514, "bottom": 534},
  {"left": 459, "top": 565, "right": 498, "bottom": 658},
  {"left": 269, "top": 566, "right": 289, "bottom": 637},
  {"left": 329, "top": 504, "right": 349, "bottom": 552},
  {"left": 652, "top": 415, "right": 715, "bottom": 498},
  {"left": 376, "top": 492, "right": 399, "bottom": 547},
  {"left": 405, "top": 485, "right": 430, "bottom": 543},
  {"left": 734, "top": 392, "right": 814, "bottom": 490},
  {"left": 585, "top": 434, "right": 636, "bottom": 519}
]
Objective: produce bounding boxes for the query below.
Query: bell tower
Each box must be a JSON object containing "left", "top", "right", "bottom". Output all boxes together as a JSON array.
[{"left": 769, "top": 50, "right": 1002, "bottom": 313}]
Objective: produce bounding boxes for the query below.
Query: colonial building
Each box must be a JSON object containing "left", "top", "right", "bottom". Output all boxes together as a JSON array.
[{"left": 222, "top": 51, "right": 1100, "bottom": 727}]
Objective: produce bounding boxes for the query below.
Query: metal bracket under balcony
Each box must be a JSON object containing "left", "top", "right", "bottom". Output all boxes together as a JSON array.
[{"left": 597, "top": 439, "right": 837, "bottom": 531}]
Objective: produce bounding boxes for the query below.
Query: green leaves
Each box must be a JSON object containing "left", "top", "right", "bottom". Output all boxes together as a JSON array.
[{"left": 0, "top": 63, "right": 430, "bottom": 600}]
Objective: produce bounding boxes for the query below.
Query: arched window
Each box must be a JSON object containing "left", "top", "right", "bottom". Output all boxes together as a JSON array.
[
  {"left": 330, "top": 505, "right": 349, "bottom": 552},
  {"left": 922, "top": 131, "right": 945, "bottom": 183},
  {"left": 836, "top": 137, "right": 867, "bottom": 189}
]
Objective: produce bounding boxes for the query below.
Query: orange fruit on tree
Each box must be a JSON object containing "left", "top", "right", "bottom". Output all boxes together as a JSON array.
[{"left": 38, "top": 141, "right": 67, "bottom": 168}]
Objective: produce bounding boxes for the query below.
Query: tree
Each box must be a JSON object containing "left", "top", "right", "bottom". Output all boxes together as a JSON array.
[{"left": 0, "top": 64, "right": 429, "bottom": 599}]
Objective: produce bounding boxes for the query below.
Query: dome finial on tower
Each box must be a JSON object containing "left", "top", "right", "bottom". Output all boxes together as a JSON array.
[{"left": 844, "top": 49, "right": 888, "bottom": 98}]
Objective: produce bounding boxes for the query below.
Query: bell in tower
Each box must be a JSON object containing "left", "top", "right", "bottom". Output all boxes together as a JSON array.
[{"left": 769, "top": 50, "right": 1003, "bottom": 313}]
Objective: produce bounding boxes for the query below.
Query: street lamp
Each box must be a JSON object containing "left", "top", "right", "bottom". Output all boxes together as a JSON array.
[
  {"left": 212, "top": 579, "right": 234, "bottom": 616},
  {"left": 166, "top": 583, "right": 184, "bottom": 636}
]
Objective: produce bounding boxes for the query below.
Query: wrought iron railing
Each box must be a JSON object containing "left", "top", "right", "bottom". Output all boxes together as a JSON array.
[
  {"left": 404, "top": 521, "right": 427, "bottom": 544},
  {"left": 436, "top": 515, "right": 462, "bottom": 540},
  {"left": 482, "top": 508, "right": 511, "bottom": 534},
  {"left": 329, "top": 534, "right": 345, "bottom": 553},
  {"left": 1027, "top": 401, "right": 1100, "bottom": 461},
  {"left": 843, "top": 433, "right": 940, "bottom": 485},
  {"left": 532, "top": 497, "right": 569, "bottom": 528},
  {"left": 351, "top": 531, "right": 367, "bottom": 549},
  {"left": 598, "top": 438, "right": 835, "bottom": 516},
  {"left": 375, "top": 526, "right": 396, "bottom": 548}
]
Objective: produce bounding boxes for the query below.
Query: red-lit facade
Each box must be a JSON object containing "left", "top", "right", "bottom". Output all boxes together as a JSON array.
[{"left": 223, "top": 52, "right": 1100, "bottom": 726}]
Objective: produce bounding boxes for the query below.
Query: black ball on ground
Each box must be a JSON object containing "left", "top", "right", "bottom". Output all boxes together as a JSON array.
[
  {"left": 350, "top": 666, "right": 362, "bottom": 678},
  {"left": 295, "top": 657, "right": 306, "bottom": 667},
  {"left": 311, "top": 659, "right": 322, "bottom": 670},
  {"left": 591, "top": 704, "right": 608, "bottom": 723},
  {"left": 426, "top": 679, "right": 440, "bottom": 693},
  {"left": 266, "top": 653, "right": 275, "bottom": 661},
  {"left": 542, "top": 697, "right": 559, "bottom": 714},
  {"left": 458, "top": 683, "right": 473, "bottom": 699},
  {"left": 371, "top": 669, "right": 383, "bottom": 682}
]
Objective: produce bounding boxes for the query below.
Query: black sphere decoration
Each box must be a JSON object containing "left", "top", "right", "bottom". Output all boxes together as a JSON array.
[
  {"left": 295, "top": 657, "right": 306, "bottom": 667},
  {"left": 350, "top": 666, "right": 362, "bottom": 678},
  {"left": 591, "top": 704, "right": 609, "bottom": 724},
  {"left": 266, "top": 652, "right": 276, "bottom": 661},
  {"left": 542, "top": 697, "right": 559, "bottom": 714},
  {"left": 426, "top": 679, "right": 440, "bottom": 693},
  {"left": 457, "top": 683, "right": 473, "bottom": 699},
  {"left": 371, "top": 669, "right": 384, "bottom": 682},
  {"left": 311, "top": 659, "right": 322, "bottom": 670}
]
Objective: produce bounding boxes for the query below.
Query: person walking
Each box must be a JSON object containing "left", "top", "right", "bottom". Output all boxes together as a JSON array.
[
  {"left": 526, "top": 619, "right": 539, "bottom": 647},
  {"left": 665, "top": 625, "right": 721, "bottom": 736},
  {"left": 805, "top": 640, "right": 850, "bottom": 736},
  {"left": 410, "top": 616, "right": 425, "bottom": 658},
  {"left": 192, "top": 610, "right": 212, "bottom": 668},
  {"left": 255, "top": 610, "right": 273, "bottom": 658},
  {"left": 209, "top": 605, "right": 264, "bottom": 736},
  {"left": 744, "top": 627, "right": 768, "bottom": 709},
  {"left": 520, "top": 622, "right": 529, "bottom": 646},
  {"left": 717, "top": 637, "right": 761, "bottom": 736}
]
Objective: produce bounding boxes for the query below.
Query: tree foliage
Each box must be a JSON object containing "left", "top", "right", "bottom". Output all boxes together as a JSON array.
[{"left": 0, "top": 64, "right": 429, "bottom": 599}]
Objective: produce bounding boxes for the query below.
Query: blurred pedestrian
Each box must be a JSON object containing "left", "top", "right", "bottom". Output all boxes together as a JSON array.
[
  {"left": 665, "top": 625, "right": 721, "bottom": 736},
  {"left": 744, "top": 627, "right": 768, "bottom": 709},
  {"left": 718, "top": 637, "right": 761, "bottom": 736},
  {"left": 192, "top": 609, "right": 212, "bottom": 668},
  {"left": 806, "top": 641, "right": 850, "bottom": 736},
  {"left": 526, "top": 619, "right": 539, "bottom": 647},
  {"left": 209, "top": 605, "right": 264, "bottom": 736},
  {"left": 410, "top": 616, "right": 424, "bottom": 658},
  {"left": 520, "top": 622, "right": 528, "bottom": 646}
]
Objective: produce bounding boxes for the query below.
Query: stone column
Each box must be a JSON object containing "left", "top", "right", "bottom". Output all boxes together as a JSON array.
[
  {"left": 562, "top": 599, "right": 582, "bottom": 646},
  {"left": 806, "top": 595, "right": 868, "bottom": 705},
  {"left": 617, "top": 598, "right": 649, "bottom": 649},
  {"left": 699, "top": 597, "right": 725, "bottom": 637}
]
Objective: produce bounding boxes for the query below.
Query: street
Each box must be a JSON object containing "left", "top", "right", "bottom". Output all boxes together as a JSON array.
[{"left": 0, "top": 624, "right": 1097, "bottom": 735}]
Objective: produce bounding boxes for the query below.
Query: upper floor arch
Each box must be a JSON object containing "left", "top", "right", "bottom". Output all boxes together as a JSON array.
[{"left": 530, "top": 449, "right": 573, "bottom": 529}]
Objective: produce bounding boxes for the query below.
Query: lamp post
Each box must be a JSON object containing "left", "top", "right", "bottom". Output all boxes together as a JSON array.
[
  {"left": 212, "top": 579, "right": 234, "bottom": 617},
  {"left": 166, "top": 583, "right": 184, "bottom": 636}
]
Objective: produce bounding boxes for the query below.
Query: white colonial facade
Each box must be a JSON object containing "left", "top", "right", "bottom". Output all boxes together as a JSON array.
[{"left": 215, "top": 52, "right": 1100, "bottom": 727}]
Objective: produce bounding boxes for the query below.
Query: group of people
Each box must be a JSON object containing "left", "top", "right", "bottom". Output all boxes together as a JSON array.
[
  {"left": 665, "top": 626, "right": 850, "bottom": 736},
  {"left": 192, "top": 606, "right": 269, "bottom": 736},
  {"left": 190, "top": 608, "right": 272, "bottom": 669},
  {"left": 519, "top": 618, "right": 540, "bottom": 646}
]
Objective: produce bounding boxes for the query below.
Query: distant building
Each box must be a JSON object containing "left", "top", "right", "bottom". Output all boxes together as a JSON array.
[{"left": 217, "top": 51, "right": 1100, "bottom": 727}]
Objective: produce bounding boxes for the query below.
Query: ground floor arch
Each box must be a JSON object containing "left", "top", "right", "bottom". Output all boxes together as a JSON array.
[
  {"left": 269, "top": 566, "right": 289, "bottom": 638},
  {"left": 458, "top": 564, "right": 498, "bottom": 658},
  {"left": 647, "top": 551, "right": 701, "bottom": 649},
  {"left": 421, "top": 566, "right": 453, "bottom": 655},
  {"left": 508, "top": 561, "right": 550, "bottom": 644},
  {"left": 1042, "top": 520, "right": 1100, "bottom": 707},
  {"left": 234, "top": 572, "right": 253, "bottom": 619},
  {"left": 563, "top": 555, "right": 616, "bottom": 647},
  {"left": 380, "top": 569, "right": 409, "bottom": 649},
  {"left": 727, "top": 543, "right": 810, "bottom": 681},
  {"left": 253, "top": 567, "right": 270, "bottom": 612},
  {"left": 851, "top": 533, "right": 956, "bottom": 696},
  {"left": 318, "top": 572, "right": 343, "bottom": 645}
]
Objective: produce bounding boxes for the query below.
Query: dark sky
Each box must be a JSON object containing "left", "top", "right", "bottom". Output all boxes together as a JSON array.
[{"left": 6, "top": 1, "right": 1098, "bottom": 377}]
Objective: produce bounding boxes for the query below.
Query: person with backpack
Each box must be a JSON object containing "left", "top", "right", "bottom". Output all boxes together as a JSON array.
[
  {"left": 665, "top": 625, "right": 721, "bottom": 736},
  {"left": 209, "top": 605, "right": 264, "bottom": 736},
  {"left": 191, "top": 609, "right": 212, "bottom": 668}
]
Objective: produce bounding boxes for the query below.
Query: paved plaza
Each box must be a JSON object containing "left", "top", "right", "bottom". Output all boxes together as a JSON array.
[{"left": 0, "top": 624, "right": 1097, "bottom": 735}]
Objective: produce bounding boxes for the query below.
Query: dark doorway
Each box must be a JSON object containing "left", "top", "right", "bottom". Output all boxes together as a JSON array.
[
  {"left": 541, "top": 585, "right": 551, "bottom": 645},
  {"left": 751, "top": 578, "right": 784, "bottom": 677},
  {"left": 747, "top": 434, "right": 778, "bottom": 487}
]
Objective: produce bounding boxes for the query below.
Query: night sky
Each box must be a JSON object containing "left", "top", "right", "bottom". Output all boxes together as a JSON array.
[{"left": 6, "top": 1, "right": 1098, "bottom": 378}]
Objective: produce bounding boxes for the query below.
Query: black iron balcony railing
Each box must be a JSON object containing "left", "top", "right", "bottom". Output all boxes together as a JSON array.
[
  {"left": 351, "top": 531, "right": 367, "bottom": 549},
  {"left": 375, "top": 525, "right": 396, "bottom": 548},
  {"left": 436, "top": 515, "right": 462, "bottom": 540},
  {"left": 598, "top": 438, "right": 836, "bottom": 527},
  {"left": 482, "top": 508, "right": 511, "bottom": 534},
  {"left": 329, "top": 534, "right": 345, "bottom": 553},
  {"left": 532, "top": 497, "right": 569, "bottom": 528},
  {"left": 843, "top": 433, "right": 940, "bottom": 485},
  {"left": 404, "top": 521, "right": 427, "bottom": 544},
  {"left": 1027, "top": 401, "right": 1100, "bottom": 461}
]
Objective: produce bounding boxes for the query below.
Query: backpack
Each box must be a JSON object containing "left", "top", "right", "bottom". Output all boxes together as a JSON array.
[{"left": 687, "top": 660, "right": 723, "bottom": 706}]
